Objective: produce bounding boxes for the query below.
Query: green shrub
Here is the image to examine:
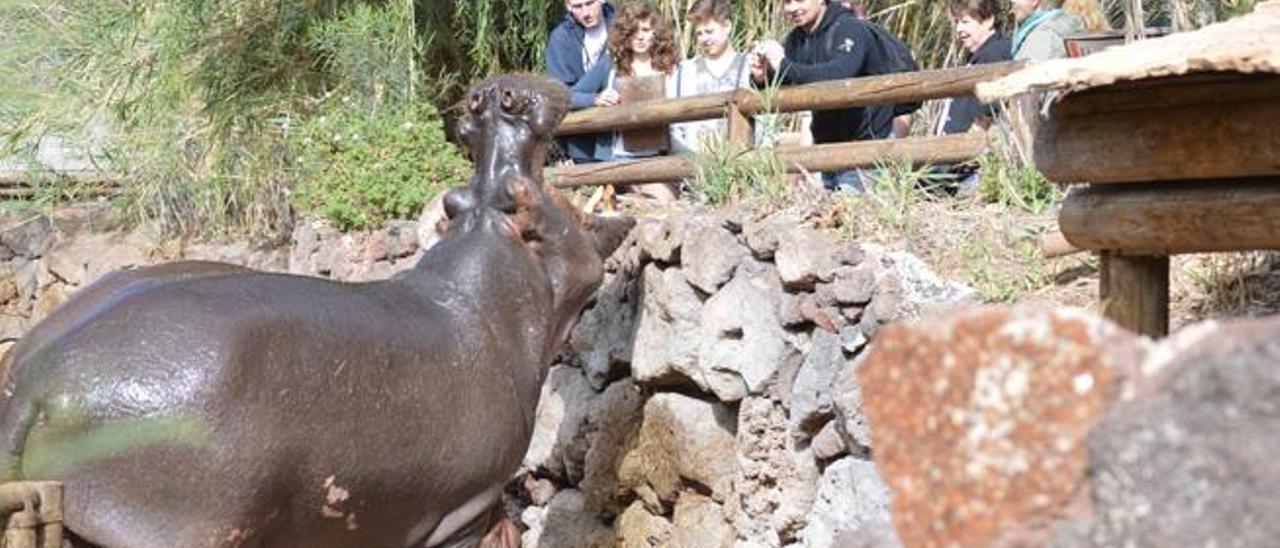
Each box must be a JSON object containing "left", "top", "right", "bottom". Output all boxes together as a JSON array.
[
  {"left": 286, "top": 1, "right": 470, "bottom": 232},
  {"left": 288, "top": 99, "right": 469, "bottom": 231}
]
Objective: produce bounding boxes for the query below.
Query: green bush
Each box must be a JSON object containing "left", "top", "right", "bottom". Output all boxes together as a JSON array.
[
  {"left": 286, "top": 1, "right": 471, "bottom": 232},
  {"left": 288, "top": 99, "right": 469, "bottom": 231}
]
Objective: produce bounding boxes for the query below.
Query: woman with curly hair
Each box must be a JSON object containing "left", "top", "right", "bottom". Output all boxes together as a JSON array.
[
  {"left": 595, "top": 1, "right": 681, "bottom": 200},
  {"left": 607, "top": 2, "right": 679, "bottom": 82}
]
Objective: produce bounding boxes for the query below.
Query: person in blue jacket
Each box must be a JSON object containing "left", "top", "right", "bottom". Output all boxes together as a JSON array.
[
  {"left": 750, "top": 0, "right": 895, "bottom": 192},
  {"left": 546, "top": 0, "right": 617, "bottom": 163}
]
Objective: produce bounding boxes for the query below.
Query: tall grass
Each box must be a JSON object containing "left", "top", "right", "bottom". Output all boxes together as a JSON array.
[
  {"left": 832, "top": 160, "right": 1057, "bottom": 303},
  {"left": 2, "top": 0, "right": 471, "bottom": 239}
]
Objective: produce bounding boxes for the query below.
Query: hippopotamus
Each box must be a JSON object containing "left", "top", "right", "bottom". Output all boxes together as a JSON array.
[{"left": 0, "top": 73, "right": 631, "bottom": 547}]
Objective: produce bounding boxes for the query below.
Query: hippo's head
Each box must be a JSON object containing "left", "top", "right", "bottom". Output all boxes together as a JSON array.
[
  {"left": 447, "top": 74, "right": 634, "bottom": 356},
  {"left": 451, "top": 73, "right": 571, "bottom": 215}
]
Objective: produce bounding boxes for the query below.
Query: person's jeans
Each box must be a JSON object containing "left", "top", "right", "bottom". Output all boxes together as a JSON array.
[{"left": 822, "top": 169, "right": 867, "bottom": 193}]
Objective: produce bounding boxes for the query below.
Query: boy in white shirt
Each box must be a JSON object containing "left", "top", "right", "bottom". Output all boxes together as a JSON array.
[{"left": 669, "top": 0, "right": 754, "bottom": 155}]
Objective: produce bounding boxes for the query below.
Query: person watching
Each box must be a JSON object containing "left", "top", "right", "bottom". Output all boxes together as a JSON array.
[
  {"left": 1010, "top": 0, "right": 1085, "bottom": 61},
  {"left": 546, "top": 0, "right": 617, "bottom": 163},
  {"left": 750, "top": 0, "right": 897, "bottom": 192},
  {"left": 938, "top": 0, "right": 1012, "bottom": 135},
  {"left": 595, "top": 1, "right": 681, "bottom": 201},
  {"left": 669, "top": 0, "right": 755, "bottom": 155}
]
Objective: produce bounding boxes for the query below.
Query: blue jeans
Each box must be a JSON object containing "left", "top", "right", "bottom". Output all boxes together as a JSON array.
[{"left": 822, "top": 169, "right": 867, "bottom": 193}]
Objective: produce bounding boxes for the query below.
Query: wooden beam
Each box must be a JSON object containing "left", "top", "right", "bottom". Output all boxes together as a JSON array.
[
  {"left": 726, "top": 101, "right": 753, "bottom": 149},
  {"left": 773, "top": 133, "right": 987, "bottom": 174},
  {"left": 1059, "top": 178, "right": 1280, "bottom": 254},
  {"left": 1039, "top": 229, "right": 1083, "bottom": 258},
  {"left": 1100, "top": 252, "right": 1169, "bottom": 337},
  {"left": 0, "top": 170, "right": 119, "bottom": 186},
  {"left": 551, "top": 156, "right": 692, "bottom": 188},
  {"left": 755, "top": 61, "right": 1024, "bottom": 119},
  {"left": 556, "top": 62, "right": 1025, "bottom": 136},
  {"left": 1035, "top": 74, "right": 1280, "bottom": 184},
  {"left": 549, "top": 133, "right": 987, "bottom": 188}
]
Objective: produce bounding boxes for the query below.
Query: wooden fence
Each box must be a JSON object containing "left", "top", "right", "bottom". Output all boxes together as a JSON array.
[
  {"left": 0, "top": 61, "right": 1025, "bottom": 197},
  {"left": 547, "top": 61, "right": 1025, "bottom": 188}
]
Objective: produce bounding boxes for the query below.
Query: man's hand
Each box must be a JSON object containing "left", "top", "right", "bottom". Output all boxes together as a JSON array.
[
  {"left": 749, "top": 52, "right": 769, "bottom": 85},
  {"left": 594, "top": 89, "right": 620, "bottom": 107},
  {"left": 756, "top": 40, "right": 785, "bottom": 71}
]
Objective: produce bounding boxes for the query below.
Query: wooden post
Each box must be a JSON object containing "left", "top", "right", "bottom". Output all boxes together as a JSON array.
[
  {"left": 0, "top": 482, "right": 62, "bottom": 548},
  {"left": 726, "top": 99, "right": 753, "bottom": 150},
  {"left": 1100, "top": 252, "right": 1169, "bottom": 337},
  {"left": 1126, "top": 0, "right": 1146, "bottom": 42}
]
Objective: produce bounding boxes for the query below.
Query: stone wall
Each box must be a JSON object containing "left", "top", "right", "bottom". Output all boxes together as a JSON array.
[
  {"left": 0, "top": 206, "right": 424, "bottom": 346},
  {"left": 518, "top": 210, "right": 974, "bottom": 548},
  {"left": 6, "top": 203, "right": 1266, "bottom": 546},
  {"left": 0, "top": 203, "right": 974, "bottom": 547}
]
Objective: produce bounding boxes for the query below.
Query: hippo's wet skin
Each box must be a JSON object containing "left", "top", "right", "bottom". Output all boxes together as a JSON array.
[{"left": 0, "top": 74, "right": 630, "bottom": 547}]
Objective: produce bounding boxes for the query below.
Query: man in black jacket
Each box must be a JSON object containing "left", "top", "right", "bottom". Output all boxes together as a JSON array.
[{"left": 751, "top": 0, "right": 896, "bottom": 192}]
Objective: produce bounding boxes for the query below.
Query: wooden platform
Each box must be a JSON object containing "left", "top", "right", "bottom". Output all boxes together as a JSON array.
[
  {"left": 1037, "top": 72, "right": 1279, "bottom": 336},
  {"left": 1047, "top": 71, "right": 1280, "bottom": 336},
  {"left": 978, "top": 2, "right": 1280, "bottom": 337}
]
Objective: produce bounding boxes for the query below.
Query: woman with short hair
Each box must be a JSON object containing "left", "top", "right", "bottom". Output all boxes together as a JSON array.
[{"left": 938, "top": 0, "right": 1012, "bottom": 135}]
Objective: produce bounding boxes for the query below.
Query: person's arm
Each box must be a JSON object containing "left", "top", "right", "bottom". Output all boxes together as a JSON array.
[
  {"left": 776, "top": 20, "right": 871, "bottom": 85},
  {"left": 546, "top": 28, "right": 580, "bottom": 87},
  {"left": 569, "top": 54, "right": 614, "bottom": 109}
]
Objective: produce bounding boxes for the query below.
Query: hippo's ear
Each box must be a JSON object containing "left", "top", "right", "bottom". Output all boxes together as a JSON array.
[
  {"left": 525, "top": 78, "right": 572, "bottom": 139},
  {"left": 455, "top": 81, "right": 490, "bottom": 150}
]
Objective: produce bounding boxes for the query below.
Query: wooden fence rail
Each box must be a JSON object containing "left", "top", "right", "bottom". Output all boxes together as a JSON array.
[
  {"left": 550, "top": 133, "right": 987, "bottom": 187},
  {"left": 555, "top": 61, "right": 1025, "bottom": 136}
]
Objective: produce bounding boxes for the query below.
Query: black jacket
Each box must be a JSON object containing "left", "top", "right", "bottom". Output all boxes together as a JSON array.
[
  {"left": 776, "top": 4, "right": 894, "bottom": 143},
  {"left": 942, "top": 32, "right": 1011, "bottom": 134}
]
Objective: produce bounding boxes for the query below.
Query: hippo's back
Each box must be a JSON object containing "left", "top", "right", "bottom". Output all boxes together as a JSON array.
[{"left": 0, "top": 263, "right": 529, "bottom": 547}]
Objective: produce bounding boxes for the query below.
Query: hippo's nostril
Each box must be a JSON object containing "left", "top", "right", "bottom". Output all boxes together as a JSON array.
[
  {"left": 469, "top": 92, "right": 483, "bottom": 113},
  {"left": 501, "top": 90, "right": 516, "bottom": 111}
]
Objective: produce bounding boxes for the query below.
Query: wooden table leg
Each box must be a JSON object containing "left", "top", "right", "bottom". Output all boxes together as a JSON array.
[{"left": 1100, "top": 251, "right": 1170, "bottom": 337}]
